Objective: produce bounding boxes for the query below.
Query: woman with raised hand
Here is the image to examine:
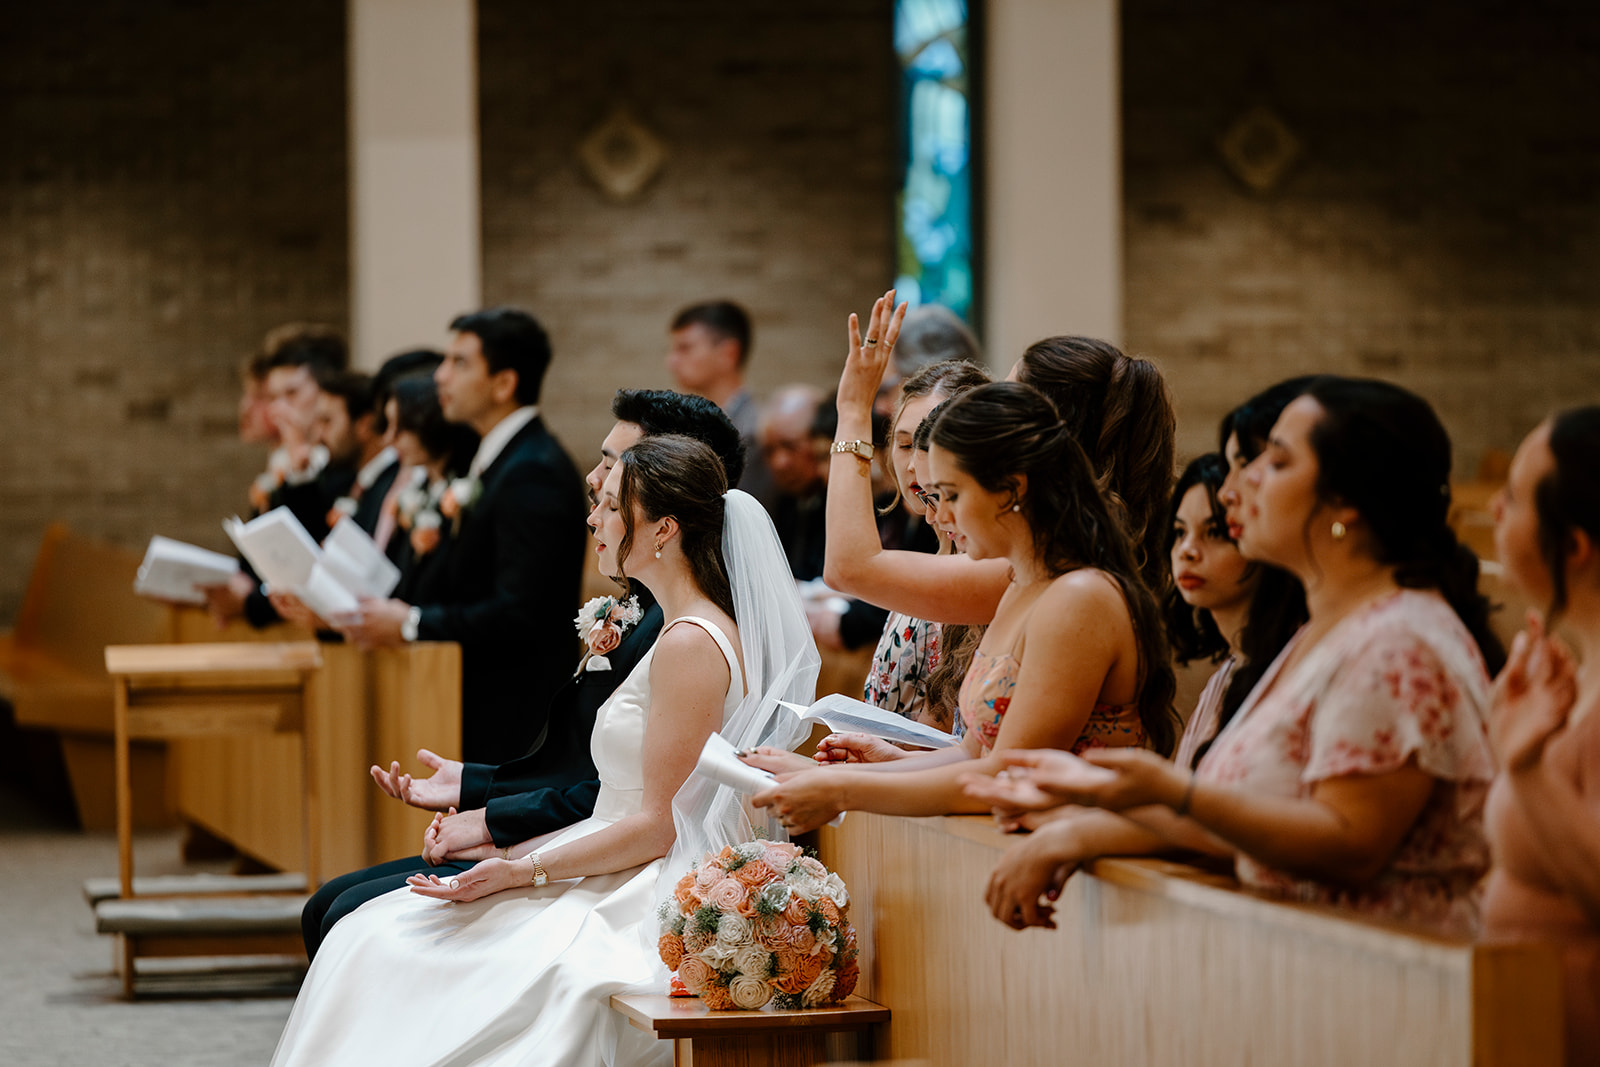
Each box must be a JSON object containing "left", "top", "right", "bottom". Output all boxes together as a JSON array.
[
  {"left": 1483, "top": 406, "right": 1600, "bottom": 1064},
  {"left": 270, "top": 435, "right": 818, "bottom": 1067},
  {"left": 967, "top": 378, "right": 1502, "bottom": 935},
  {"left": 822, "top": 291, "right": 1176, "bottom": 629},
  {"left": 746, "top": 380, "right": 1176, "bottom": 834},
  {"left": 860, "top": 359, "right": 988, "bottom": 730}
]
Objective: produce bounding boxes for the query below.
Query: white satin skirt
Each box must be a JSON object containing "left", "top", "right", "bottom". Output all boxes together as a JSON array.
[{"left": 270, "top": 801, "right": 672, "bottom": 1067}]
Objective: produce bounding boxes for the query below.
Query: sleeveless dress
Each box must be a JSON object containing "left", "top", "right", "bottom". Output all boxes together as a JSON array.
[
  {"left": 270, "top": 617, "right": 744, "bottom": 1067},
  {"left": 956, "top": 649, "right": 1145, "bottom": 755}
]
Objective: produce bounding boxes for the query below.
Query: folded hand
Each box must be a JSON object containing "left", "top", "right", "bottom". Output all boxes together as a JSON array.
[{"left": 422, "top": 807, "right": 493, "bottom": 865}]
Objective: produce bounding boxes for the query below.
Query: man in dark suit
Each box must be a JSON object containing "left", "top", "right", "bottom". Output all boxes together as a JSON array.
[
  {"left": 301, "top": 389, "right": 744, "bottom": 958},
  {"left": 338, "top": 308, "right": 588, "bottom": 765}
]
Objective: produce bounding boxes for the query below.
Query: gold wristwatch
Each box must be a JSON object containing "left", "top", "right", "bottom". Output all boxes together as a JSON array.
[
  {"left": 528, "top": 852, "right": 549, "bottom": 887},
  {"left": 830, "top": 439, "right": 873, "bottom": 461}
]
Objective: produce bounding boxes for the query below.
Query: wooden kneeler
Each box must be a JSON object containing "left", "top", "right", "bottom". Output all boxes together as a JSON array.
[
  {"left": 103, "top": 642, "right": 323, "bottom": 996},
  {"left": 611, "top": 994, "right": 889, "bottom": 1067}
]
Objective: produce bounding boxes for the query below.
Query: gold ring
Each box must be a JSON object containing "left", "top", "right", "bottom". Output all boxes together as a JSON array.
[{"left": 864, "top": 338, "right": 878, "bottom": 345}]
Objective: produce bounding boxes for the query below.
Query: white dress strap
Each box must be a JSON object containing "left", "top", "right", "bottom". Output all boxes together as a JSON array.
[{"left": 661, "top": 615, "right": 745, "bottom": 698}]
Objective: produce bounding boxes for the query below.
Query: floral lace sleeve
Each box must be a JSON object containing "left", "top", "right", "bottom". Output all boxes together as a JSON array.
[{"left": 1303, "top": 625, "right": 1494, "bottom": 788}]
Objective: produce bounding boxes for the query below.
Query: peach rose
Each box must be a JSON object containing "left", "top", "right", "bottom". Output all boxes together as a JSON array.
[
  {"left": 695, "top": 865, "right": 721, "bottom": 889},
  {"left": 757, "top": 915, "right": 789, "bottom": 949},
  {"left": 794, "top": 951, "right": 826, "bottom": 992},
  {"left": 706, "top": 878, "right": 750, "bottom": 913},
  {"left": 818, "top": 898, "right": 841, "bottom": 925},
  {"left": 797, "top": 856, "right": 827, "bottom": 879},
  {"left": 411, "top": 524, "right": 442, "bottom": 556},
  {"left": 786, "top": 924, "right": 817, "bottom": 955},
  {"left": 733, "top": 859, "right": 775, "bottom": 888},
  {"left": 783, "top": 895, "right": 813, "bottom": 926},
  {"left": 698, "top": 982, "right": 736, "bottom": 1011},
  {"left": 588, "top": 621, "right": 622, "bottom": 656},
  {"left": 833, "top": 961, "right": 859, "bottom": 1000},
  {"left": 683, "top": 929, "right": 715, "bottom": 956},
  {"left": 677, "top": 955, "right": 717, "bottom": 995},
  {"left": 658, "top": 932, "right": 686, "bottom": 971}
]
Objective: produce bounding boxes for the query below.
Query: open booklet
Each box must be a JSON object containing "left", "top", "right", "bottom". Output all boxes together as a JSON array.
[
  {"left": 134, "top": 536, "right": 240, "bottom": 604},
  {"left": 223, "top": 507, "right": 401, "bottom": 622},
  {"left": 775, "top": 693, "right": 960, "bottom": 750}
]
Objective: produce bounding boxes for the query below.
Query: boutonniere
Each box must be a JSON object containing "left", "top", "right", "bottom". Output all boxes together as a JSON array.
[
  {"left": 410, "top": 510, "right": 443, "bottom": 557},
  {"left": 573, "top": 594, "right": 644, "bottom": 673},
  {"left": 395, "top": 469, "right": 431, "bottom": 531},
  {"left": 439, "top": 476, "right": 482, "bottom": 535},
  {"left": 326, "top": 495, "right": 359, "bottom": 530}
]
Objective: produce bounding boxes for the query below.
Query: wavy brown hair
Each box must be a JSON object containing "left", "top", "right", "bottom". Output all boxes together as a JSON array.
[
  {"left": 931, "top": 382, "right": 1178, "bottom": 756},
  {"left": 613, "top": 435, "right": 735, "bottom": 620},
  {"left": 1014, "top": 337, "right": 1177, "bottom": 598}
]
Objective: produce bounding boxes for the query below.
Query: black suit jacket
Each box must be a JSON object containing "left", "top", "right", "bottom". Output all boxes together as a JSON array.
[
  {"left": 243, "top": 462, "right": 359, "bottom": 629},
  {"left": 352, "top": 457, "right": 400, "bottom": 537},
  {"left": 457, "top": 594, "right": 664, "bottom": 846},
  {"left": 415, "top": 416, "right": 588, "bottom": 763}
]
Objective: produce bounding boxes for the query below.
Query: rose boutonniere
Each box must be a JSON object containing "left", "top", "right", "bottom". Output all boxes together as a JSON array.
[
  {"left": 439, "top": 476, "right": 482, "bottom": 534},
  {"left": 326, "top": 495, "right": 359, "bottom": 530},
  {"left": 573, "top": 594, "right": 644, "bottom": 673},
  {"left": 410, "top": 510, "right": 443, "bottom": 557},
  {"left": 395, "top": 470, "right": 431, "bottom": 531}
]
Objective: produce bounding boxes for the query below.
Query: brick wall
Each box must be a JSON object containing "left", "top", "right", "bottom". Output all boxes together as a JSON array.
[
  {"left": 478, "top": 0, "right": 896, "bottom": 466},
  {"left": 0, "top": 2, "right": 347, "bottom": 622},
  {"left": 1123, "top": 0, "right": 1600, "bottom": 472}
]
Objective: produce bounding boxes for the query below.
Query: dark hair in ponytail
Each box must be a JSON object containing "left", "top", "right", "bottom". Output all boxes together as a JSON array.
[
  {"left": 1163, "top": 454, "right": 1233, "bottom": 666},
  {"left": 1536, "top": 406, "right": 1600, "bottom": 623},
  {"left": 1302, "top": 376, "right": 1504, "bottom": 673},
  {"left": 614, "top": 435, "right": 735, "bottom": 620},
  {"left": 1015, "top": 337, "right": 1177, "bottom": 598},
  {"left": 932, "top": 382, "right": 1177, "bottom": 756}
]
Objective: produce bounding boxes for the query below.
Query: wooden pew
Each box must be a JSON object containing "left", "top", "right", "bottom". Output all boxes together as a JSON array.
[
  {"left": 818, "top": 813, "right": 1562, "bottom": 1067},
  {"left": 0, "top": 523, "right": 177, "bottom": 828}
]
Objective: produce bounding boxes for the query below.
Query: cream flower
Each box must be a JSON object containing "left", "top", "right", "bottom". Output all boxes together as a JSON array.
[
  {"left": 729, "top": 975, "right": 771, "bottom": 1011},
  {"left": 801, "top": 968, "right": 837, "bottom": 1007}
]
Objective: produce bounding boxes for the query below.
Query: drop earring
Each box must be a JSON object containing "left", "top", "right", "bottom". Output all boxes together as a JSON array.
[
  {"left": 1331, "top": 521, "right": 1347, "bottom": 540},
  {"left": 654, "top": 542, "right": 663, "bottom": 559}
]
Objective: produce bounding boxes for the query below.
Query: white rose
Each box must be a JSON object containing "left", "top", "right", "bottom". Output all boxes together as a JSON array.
[
  {"left": 801, "top": 968, "right": 838, "bottom": 1007},
  {"left": 449, "top": 476, "right": 481, "bottom": 508},
  {"left": 717, "top": 914, "right": 754, "bottom": 947},
  {"left": 729, "top": 975, "right": 772, "bottom": 1011},
  {"left": 413, "top": 510, "right": 442, "bottom": 531},
  {"left": 700, "top": 938, "right": 737, "bottom": 968},
  {"left": 732, "top": 945, "right": 771, "bottom": 979},
  {"left": 823, "top": 874, "right": 850, "bottom": 909}
]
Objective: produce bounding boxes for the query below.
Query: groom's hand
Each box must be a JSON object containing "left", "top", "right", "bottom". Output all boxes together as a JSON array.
[
  {"left": 370, "top": 748, "right": 463, "bottom": 811},
  {"left": 422, "top": 807, "right": 493, "bottom": 865}
]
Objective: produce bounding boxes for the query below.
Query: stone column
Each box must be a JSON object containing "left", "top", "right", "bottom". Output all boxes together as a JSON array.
[
  {"left": 982, "top": 0, "right": 1121, "bottom": 363},
  {"left": 348, "top": 0, "right": 481, "bottom": 369}
]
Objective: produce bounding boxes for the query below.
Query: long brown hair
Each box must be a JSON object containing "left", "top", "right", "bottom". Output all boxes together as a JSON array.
[
  {"left": 1015, "top": 337, "right": 1176, "bottom": 597},
  {"left": 932, "top": 382, "right": 1178, "bottom": 757},
  {"left": 614, "top": 435, "right": 735, "bottom": 619}
]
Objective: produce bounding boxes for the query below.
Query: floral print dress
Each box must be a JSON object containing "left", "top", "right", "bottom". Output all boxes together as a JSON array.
[
  {"left": 956, "top": 650, "right": 1144, "bottom": 756},
  {"left": 1197, "top": 590, "right": 1496, "bottom": 934},
  {"left": 863, "top": 611, "right": 941, "bottom": 723}
]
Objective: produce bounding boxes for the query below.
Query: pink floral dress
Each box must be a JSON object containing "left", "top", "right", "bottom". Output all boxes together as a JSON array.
[
  {"left": 957, "top": 650, "right": 1145, "bottom": 756},
  {"left": 1197, "top": 590, "right": 1495, "bottom": 934}
]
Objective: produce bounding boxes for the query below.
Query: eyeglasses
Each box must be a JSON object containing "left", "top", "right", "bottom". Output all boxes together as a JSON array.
[{"left": 912, "top": 486, "right": 940, "bottom": 510}]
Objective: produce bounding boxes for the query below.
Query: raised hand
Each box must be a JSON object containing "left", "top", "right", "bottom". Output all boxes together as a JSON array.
[
  {"left": 407, "top": 857, "right": 524, "bottom": 903},
  {"left": 814, "top": 732, "right": 909, "bottom": 764},
  {"left": 369, "top": 748, "right": 463, "bottom": 811},
  {"left": 838, "top": 289, "right": 909, "bottom": 418},
  {"left": 422, "top": 807, "right": 493, "bottom": 865},
  {"left": 1491, "top": 612, "right": 1580, "bottom": 774},
  {"left": 985, "top": 820, "right": 1088, "bottom": 930}
]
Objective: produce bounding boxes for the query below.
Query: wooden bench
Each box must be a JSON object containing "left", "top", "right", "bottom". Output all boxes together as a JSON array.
[
  {"left": 103, "top": 641, "right": 324, "bottom": 995},
  {"left": 0, "top": 523, "right": 178, "bottom": 828},
  {"left": 611, "top": 993, "right": 889, "bottom": 1066},
  {"left": 818, "top": 812, "right": 1563, "bottom": 1067}
]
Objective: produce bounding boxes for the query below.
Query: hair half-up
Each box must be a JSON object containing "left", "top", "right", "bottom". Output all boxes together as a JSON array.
[
  {"left": 1535, "top": 406, "right": 1600, "bottom": 623},
  {"left": 932, "top": 382, "right": 1177, "bottom": 756},
  {"left": 614, "top": 435, "right": 735, "bottom": 619}
]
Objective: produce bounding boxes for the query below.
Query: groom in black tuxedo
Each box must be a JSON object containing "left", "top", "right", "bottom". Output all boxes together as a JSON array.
[
  {"left": 302, "top": 389, "right": 745, "bottom": 958},
  {"left": 338, "top": 308, "right": 588, "bottom": 765}
]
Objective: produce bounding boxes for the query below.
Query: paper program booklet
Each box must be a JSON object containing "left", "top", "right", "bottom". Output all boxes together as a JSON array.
[
  {"left": 134, "top": 536, "right": 240, "bottom": 604},
  {"left": 776, "top": 693, "right": 959, "bottom": 750},
  {"left": 224, "top": 507, "right": 401, "bottom": 621}
]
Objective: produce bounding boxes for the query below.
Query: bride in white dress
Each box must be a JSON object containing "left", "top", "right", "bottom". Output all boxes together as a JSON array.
[{"left": 271, "top": 435, "right": 820, "bottom": 1066}]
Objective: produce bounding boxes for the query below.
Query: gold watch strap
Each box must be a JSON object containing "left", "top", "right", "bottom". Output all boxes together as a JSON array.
[
  {"left": 528, "top": 852, "right": 549, "bottom": 887},
  {"left": 830, "top": 439, "right": 873, "bottom": 461}
]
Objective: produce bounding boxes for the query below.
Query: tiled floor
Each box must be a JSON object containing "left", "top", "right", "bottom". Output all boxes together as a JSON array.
[{"left": 0, "top": 789, "right": 295, "bottom": 1066}]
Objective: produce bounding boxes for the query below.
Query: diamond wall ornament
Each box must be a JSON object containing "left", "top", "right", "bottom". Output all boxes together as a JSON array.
[
  {"left": 1217, "top": 105, "right": 1302, "bottom": 194},
  {"left": 577, "top": 106, "right": 667, "bottom": 203}
]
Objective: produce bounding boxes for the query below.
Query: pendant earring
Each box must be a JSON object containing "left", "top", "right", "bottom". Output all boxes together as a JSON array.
[
  {"left": 1331, "top": 521, "right": 1347, "bottom": 540},
  {"left": 654, "top": 543, "right": 663, "bottom": 559}
]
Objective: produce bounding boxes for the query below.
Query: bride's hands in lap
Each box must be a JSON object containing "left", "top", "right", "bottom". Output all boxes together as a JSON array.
[{"left": 407, "top": 857, "right": 525, "bottom": 903}]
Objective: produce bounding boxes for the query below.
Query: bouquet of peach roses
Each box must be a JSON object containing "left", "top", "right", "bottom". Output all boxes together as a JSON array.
[{"left": 657, "top": 841, "right": 858, "bottom": 1011}]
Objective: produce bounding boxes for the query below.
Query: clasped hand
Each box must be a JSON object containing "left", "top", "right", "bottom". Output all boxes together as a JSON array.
[
  {"left": 959, "top": 748, "right": 1189, "bottom": 817},
  {"left": 1491, "top": 611, "right": 1579, "bottom": 774},
  {"left": 421, "top": 807, "right": 494, "bottom": 866}
]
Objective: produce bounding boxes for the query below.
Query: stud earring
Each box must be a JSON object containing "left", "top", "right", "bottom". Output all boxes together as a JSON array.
[
  {"left": 1331, "top": 521, "right": 1347, "bottom": 540},
  {"left": 1011, "top": 503, "right": 1021, "bottom": 513}
]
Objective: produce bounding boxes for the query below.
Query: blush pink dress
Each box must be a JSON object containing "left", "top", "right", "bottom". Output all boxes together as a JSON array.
[
  {"left": 957, "top": 649, "right": 1145, "bottom": 756},
  {"left": 1196, "top": 590, "right": 1495, "bottom": 935}
]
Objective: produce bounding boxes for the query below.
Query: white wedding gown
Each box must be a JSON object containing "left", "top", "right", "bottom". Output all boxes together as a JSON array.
[{"left": 270, "top": 617, "right": 743, "bottom": 1067}]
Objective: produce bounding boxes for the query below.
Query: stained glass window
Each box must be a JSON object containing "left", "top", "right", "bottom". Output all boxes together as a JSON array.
[{"left": 894, "top": 0, "right": 975, "bottom": 323}]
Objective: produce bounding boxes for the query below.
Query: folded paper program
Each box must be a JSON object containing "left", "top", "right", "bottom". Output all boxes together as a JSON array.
[
  {"left": 134, "top": 535, "right": 240, "bottom": 604},
  {"left": 224, "top": 506, "right": 400, "bottom": 623},
  {"left": 776, "top": 693, "right": 960, "bottom": 749},
  {"left": 693, "top": 731, "right": 778, "bottom": 795}
]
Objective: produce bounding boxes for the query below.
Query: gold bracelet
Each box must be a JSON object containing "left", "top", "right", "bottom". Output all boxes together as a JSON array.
[{"left": 499, "top": 846, "right": 510, "bottom": 861}]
